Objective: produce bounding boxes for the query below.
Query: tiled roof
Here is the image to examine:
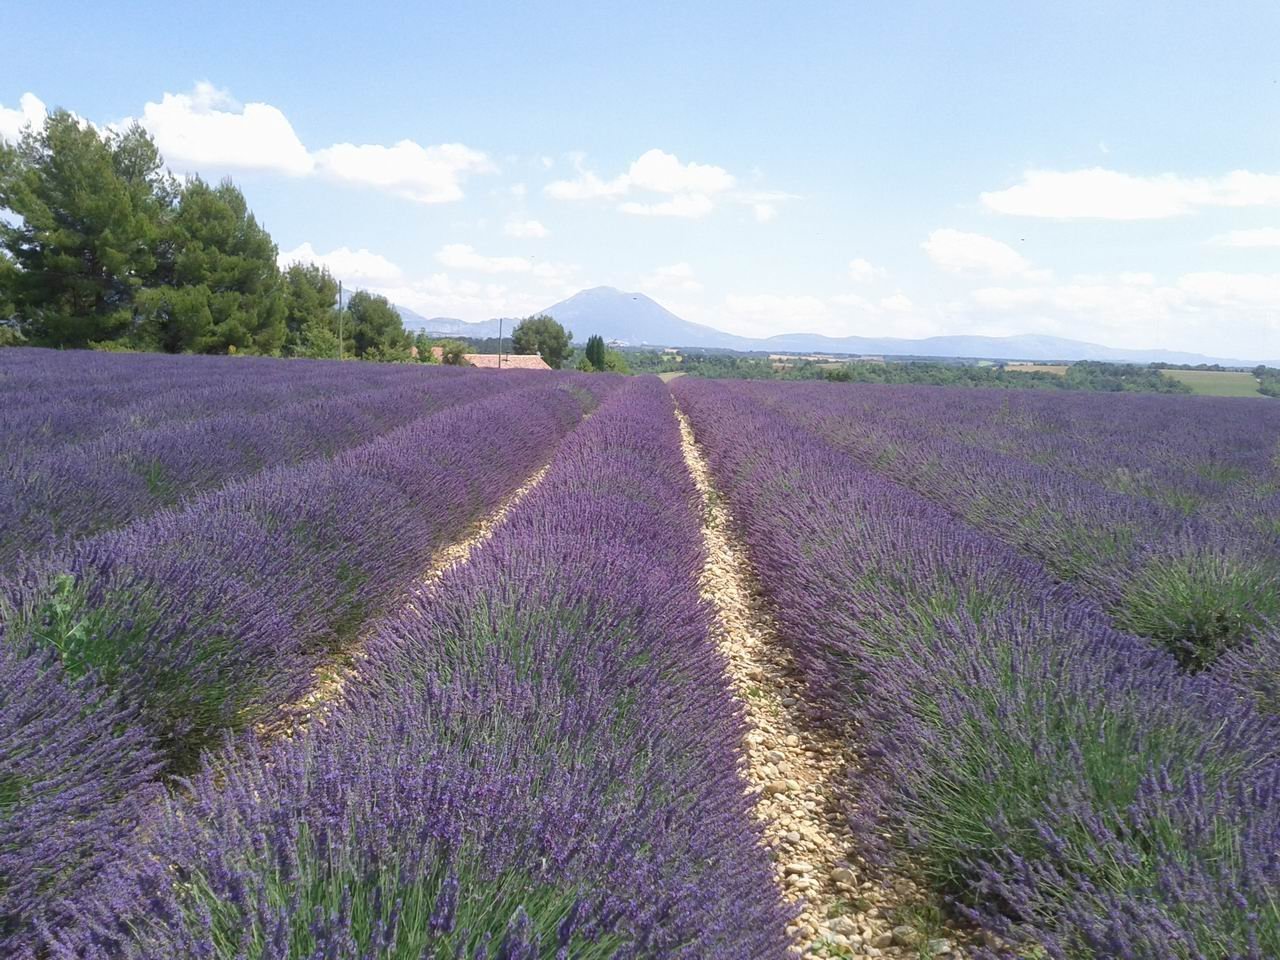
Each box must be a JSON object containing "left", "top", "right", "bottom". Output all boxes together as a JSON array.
[{"left": 463, "top": 353, "right": 552, "bottom": 370}]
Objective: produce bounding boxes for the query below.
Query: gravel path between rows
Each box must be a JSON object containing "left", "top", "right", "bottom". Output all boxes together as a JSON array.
[
  {"left": 259, "top": 462, "right": 553, "bottom": 744},
  {"left": 675, "top": 405, "right": 972, "bottom": 960}
]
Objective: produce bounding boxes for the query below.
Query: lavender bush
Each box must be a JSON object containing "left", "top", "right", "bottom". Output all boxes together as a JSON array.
[
  {"left": 1, "top": 349, "right": 427, "bottom": 459},
  {"left": 0, "top": 640, "right": 163, "bottom": 956},
  {"left": 2, "top": 359, "right": 608, "bottom": 952},
  {"left": 58, "top": 379, "right": 791, "bottom": 959},
  {"left": 0, "top": 372, "right": 523, "bottom": 571},
  {"left": 742, "top": 380, "right": 1280, "bottom": 669},
  {"left": 3, "top": 383, "right": 588, "bottom": 765},
  {"left": 674, "top": 377, "right": 1280, "bottom": 959}
]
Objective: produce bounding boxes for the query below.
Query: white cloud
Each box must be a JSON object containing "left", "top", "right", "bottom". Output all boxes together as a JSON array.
[
  {"left": 722, "top": 290, "right": 942, "bottom": 340},
  {"left": 740, "top": 190, "right": 800, "bottom": 225},
  {"left": 848, "top": 258, "right": 887, "bottom": 284},
  {"left": 0, "top": 93, "right": 47, "bottom": 143},
  {"left": 725, "top": 293, "right": 832, "bottom": 333},
  {"left": 110, "top": 84, "right": 497, "bottom": 203},
  {"left": 503, "top": 218, "right": 548, "bottom": 238},
  {"left": 277, "top": 242, "right": 402, "bottom": 283},
  {"left": 1177, "top": 271, "right": 1280, "bottom": 307},
  {"left": 952, "top": 269, "right": 1280, "bottom": 358},
  {"left": 431, "top": 243, "right": 576, "bottom": 286},
  {"left": 545, "top": 167, "right": 629, "bottom": 200},
  {"left": 625, "top": 149, "right": 736, "bottom": 195},
  {"left": 1208, "top": 227, "right": 1280, "bottom": 248},
  {"left": 529, "top": 260, "right": 579, "bottom": 285},
  {"left": 546, "top": 149, "right": 751, "bottom": 219},
  {"left": 923, "top": 228, "right": 1045, "bottom": 279},
  {"left": 981, "top": 167, "right": 1280, "bottom": 220},
  {"left": 314, "top": 141, "right": 494, "bottom": 204},
  {"left": 641, "top": 262, "right": 703, "bottom": 293},
  {"left": 371, "top": 272, "right": 560, "bottom": 321},
  {"left": 619, "top": 194, "right": 714, "bottom": 218},
  {"left": 436, "top": 243, "right": 532, "bottom": 274},
  {"left": 133, "top": 83, "right": 314, "bottom": 176}
]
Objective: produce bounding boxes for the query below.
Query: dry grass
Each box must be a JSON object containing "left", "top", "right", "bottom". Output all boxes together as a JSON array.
[
  {"left": 1161, "top": 369, "right": 1261, "bottom": 397},
  {"left": 1005, "top": 362, "right": 1068, "bottom": 376}
]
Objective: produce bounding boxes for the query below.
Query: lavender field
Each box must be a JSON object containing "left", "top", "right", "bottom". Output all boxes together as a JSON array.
[{"left": 2, "top": 349, "right": 1279, "bottom": 960}]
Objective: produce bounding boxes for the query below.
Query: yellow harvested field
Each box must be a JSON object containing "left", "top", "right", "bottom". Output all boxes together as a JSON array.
[{"left": 1006, "top": 363, "right": 1068, "bottom": 375}]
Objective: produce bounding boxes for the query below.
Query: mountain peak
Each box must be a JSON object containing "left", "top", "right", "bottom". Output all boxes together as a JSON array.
[
  {"left": 399, "top": 287, "right": 1253, "bottom": 365},
  {"left": 541, "top": 287, "right": 736, "bottom": 348}
]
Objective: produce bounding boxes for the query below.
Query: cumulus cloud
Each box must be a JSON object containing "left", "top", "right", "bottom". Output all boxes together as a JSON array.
[
  {"left": 848, "top": 258, "right": 887, "bottom": 284},
  {"left": 277, "top": 242, "right": 402, "bottom": 283},
  {"left": 1208, "top": 227, "right": 1280, "bottom": 248},
  {"left": 545, "top": 149, "right": 766, "bottom": 220},
  {"left": 0, "top": 93, "right": 47, "bottom": 143},
  {"left": 641, "top": 262, "right": 703, "bottom": 293},
  {"left": 436, "top": 243, "right": 533, "bottom": 273},
  {"left": 923, "top": 229, "right": 1046, "bottom": 279},
  {"left": 626, "top": 149, "right": 736, "bottom": 195},
  {"left": 954, "top": 269, "right": 1280, "bottom": 359},
  {"left": 618, "top": 194, "right": 715, "bottom": 218},
  {"left": 545, "top": 166, "right": 629, "bottom": 200},
  {"left": 1177, "top": 271, "right": 1280, "bottom": 306},
  {"left": 981, "top": 167, "right": 1280, "bottom": 220},
  {"left": 104, "top": 83, "right": 497, "bottom": 202},
  {"left": 721, "top": 290, "right": 941, "bottom": 340},
  {"left": 503, "top": 218, "right": 548, "bottom": 238},
  {"left": 132, "top": 83, "right": 314, "bottom": 176},
  {"left": 375, "top": 274, "right": 531, "bottom": 319},
  {"left": 433, "top": 244, "right": 577, "bottom": 287},
  {"left": 313, "top": 141, "right": 494, "bottom": 203}
]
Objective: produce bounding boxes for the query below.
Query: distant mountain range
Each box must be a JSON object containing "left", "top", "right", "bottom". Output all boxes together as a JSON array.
[{"left": 391, "top": 286, "right": 1261, "bottom": 367}]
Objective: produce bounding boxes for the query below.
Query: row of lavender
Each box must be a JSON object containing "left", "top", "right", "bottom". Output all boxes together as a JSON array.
[
  {"left": 780, "top": 383, "right": 1280, "bottom": 515},
  {"left": 1, "top": 364, "right": 607, "bottom": 952},
  {"left": 739, "top": 381, "right": 1280, "bottom": 682},
  {"left": 46, "top": 378, "right": 791, "bottom": 959},
  {"left": 0, "top": 370, "right": 535, "bottom": 571},
  {"left": 674, "top": 378, "right": 1280, "bottom": 960},
  {"left": 2, "top": 349, "right": 436, "bottom": 459}
]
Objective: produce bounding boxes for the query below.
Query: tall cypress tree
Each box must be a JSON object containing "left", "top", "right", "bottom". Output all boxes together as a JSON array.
[{"left": 585, "top": 334, "right": 606, "bottom": 371}]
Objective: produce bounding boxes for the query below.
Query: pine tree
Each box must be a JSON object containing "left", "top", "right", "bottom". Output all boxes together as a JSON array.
[
  {"left": 0, "top": 112, "right": 172, "bottom": 347},
  {"left": 281, "top": 262, "right": 339, "bottom": 355},
  {"left": 136, "top": 178, "right": 285, "bottom": 354}
]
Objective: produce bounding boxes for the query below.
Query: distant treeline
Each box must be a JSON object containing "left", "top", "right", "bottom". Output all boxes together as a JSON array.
[
  {"left": 625, "top": 351, "right": 1193, "bottom": 393},
  {"left": 1255, "top": 366, "right": 1280, "bottom": 398},
  {"left": 0, "top": 110, "right": 416, "bottom": 359}
]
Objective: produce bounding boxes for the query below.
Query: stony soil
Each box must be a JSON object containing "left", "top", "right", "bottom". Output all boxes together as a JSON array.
[
  {"left": 259, "top": 463, "right": 553, "bottom": 743},
  {"left": 675, "top": 407, "right": 971, "bottom": 960}
]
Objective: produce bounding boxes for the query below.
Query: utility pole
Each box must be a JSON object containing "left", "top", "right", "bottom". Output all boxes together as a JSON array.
[
  {"left": 498, "top": 318, "right": 504, "bottom": 369},
  {"left": 338, "top": 280, "right": 344, "bottom": 360}
]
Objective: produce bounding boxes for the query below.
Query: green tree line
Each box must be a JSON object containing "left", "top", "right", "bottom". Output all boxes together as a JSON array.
[
  {"left": 0, "top": 110, "right": 412, "bottom": 359},
  {"left": 624, "top": 350, "right": 1193, "bottom": 393}
]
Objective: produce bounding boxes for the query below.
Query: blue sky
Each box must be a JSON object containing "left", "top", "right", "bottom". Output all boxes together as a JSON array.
[{"left": 4, "top": 0, "right": 1279, "bottom": 358}]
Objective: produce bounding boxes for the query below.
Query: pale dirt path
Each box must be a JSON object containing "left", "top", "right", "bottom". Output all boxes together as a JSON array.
[
  {"left": 675, "top": 406, "right": 968, "bottom": 960},
  {"left": 258, "top": 463, "right": 552, "bottom": 744}
]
